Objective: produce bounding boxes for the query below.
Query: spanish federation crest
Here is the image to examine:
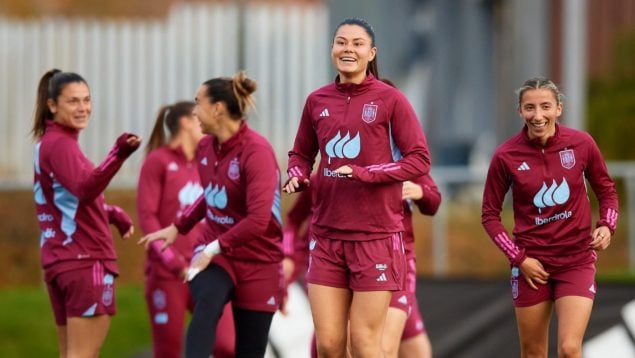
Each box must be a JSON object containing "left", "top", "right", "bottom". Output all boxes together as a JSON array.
[
  {"left": 559, "top": 149, "right": 575, "bottom": 169},
  {"left": 361, "top": 103, "right": 378, "bottom": 123},
  {"left": 228, "top": 157, "right": 240, "bottom": 180}
]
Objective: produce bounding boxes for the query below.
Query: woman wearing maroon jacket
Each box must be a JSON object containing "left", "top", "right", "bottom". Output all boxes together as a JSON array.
[
  {"left": 31, "top": 69, "right": 141, "bottom": 357},
  {"left": 284, "top": 18, "right": 431, "bottom": 358},
  {"left": 137, "top": 101, "right": 234, "bottom": 358},
  {"left": 140, "top": 72, "right": 283, "bottom": 358},
  {"left": 482, "top": 77, "right": 619, "bottom": 357}
]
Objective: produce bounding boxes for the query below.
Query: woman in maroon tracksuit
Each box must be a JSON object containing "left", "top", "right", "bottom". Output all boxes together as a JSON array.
[
  {"left": 284, "top": 18, "right": 431, "bottom": 357},
  {"left": 140, "top": 72, "right": 283, "bottom": 358},
  {"left": 482, "top": 77, "right": 619, "bottom": 357},
  {"left": 137, "top": 101, "right": 233, "bottom": 358},
  {"left": 31, "top": 69, "right": 141, "bottom": 357}
]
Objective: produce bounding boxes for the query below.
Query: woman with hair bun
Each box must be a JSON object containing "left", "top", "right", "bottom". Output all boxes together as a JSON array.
[{"left": 140, "top": 71, "right": 284, "bottom": 358}]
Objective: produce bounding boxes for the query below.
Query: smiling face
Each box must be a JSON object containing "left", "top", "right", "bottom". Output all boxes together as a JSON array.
[
  {"left": 331, "top": 24, "right": 377, "bottom": 84},
  {"left": 48, "top": 82, "right": 91, "bottom": 131},
  {"left": 518, "top": 88, "right": 562, "bottom": 145}
]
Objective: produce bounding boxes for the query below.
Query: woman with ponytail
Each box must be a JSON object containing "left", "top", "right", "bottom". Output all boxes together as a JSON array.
[
  {"left": 31, "top": 69, "right": 141, "bottom": 357},
  {"left": 137, "top": 102, "right": 235, "bottom": 358},
  {"left": 140, "top": 71, "right": 284, "bottom": 358}
]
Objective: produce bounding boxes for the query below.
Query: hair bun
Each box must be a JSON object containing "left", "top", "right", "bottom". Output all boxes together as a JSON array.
[{"left": 232, "top": 71, "right": 257, "bottom": 96}]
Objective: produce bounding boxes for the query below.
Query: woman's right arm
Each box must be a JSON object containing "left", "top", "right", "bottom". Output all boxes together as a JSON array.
[
  {"left": 49, "top": 133, "right": 140, "bottom": 202},
  {"left": 285, "top": 101, "right": 319, "bottom": 193},
  {"left": 481, "top": 154, "right": 526, "bottom": 267}
]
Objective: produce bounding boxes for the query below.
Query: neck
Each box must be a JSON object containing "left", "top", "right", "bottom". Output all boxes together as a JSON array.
[
  {"left": 339, "top": 71, "right": 367, "bottom": 84},
  {"left": 170, "top": 134, "right": 197, "bottom": 160},
  {"left": 216, "top": 118, "right": 242, "bottom": 143}
]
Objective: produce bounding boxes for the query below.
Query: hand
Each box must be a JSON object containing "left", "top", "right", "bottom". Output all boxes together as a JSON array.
[
  {"left": 282, "top": 258, "right": 295, "bottom": 285},
  {"left": 186, "top": 251, "right": 214, "bottom": 282},
  {"left": 137, "top": 224, "right": 178, "bottom": 251},
  {"left": 122, "top": 225, "right": 134, "bottom": 240},
  {"left": 283, "top": 176, "right": 310, "bottom": 194},
  {"left": 402, "top": 180, "right": 423, "bottom": 200},
  {"left": 126, "top": 134, "right": 142, "bottom": 148},
  {"left": 519, "top": 257, "right": 549, "bottom": 290},
  {"left": 334, "top": 165, "right": 353, "bottom": 177},
  {"left": 590, "top": 226, "right": 611, "bottom": 250}
]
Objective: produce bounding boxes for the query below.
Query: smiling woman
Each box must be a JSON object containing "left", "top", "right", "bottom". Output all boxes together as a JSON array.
[
  {"left": 284, "top": 17, "right": 432, "bottom": 358},
  {"left": 31, "top": 69, "right": 142, "bottom": 358}
]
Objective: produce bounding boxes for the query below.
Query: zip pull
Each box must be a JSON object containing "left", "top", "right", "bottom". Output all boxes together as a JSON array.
[{"left": 347, "top": 96, "right": 351, "bottom": 103}]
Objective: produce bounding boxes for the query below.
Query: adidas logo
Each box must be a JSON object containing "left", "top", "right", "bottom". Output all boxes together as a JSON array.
[
  {"left": 589, "top": 284, "right": 596, "bottom": 294},
  {"left": 319, "top": 108, "right": 330, "bottom": 117},
  {"left": 267, "top": 296, "right": 276, "bottom": 305},
  {"left": 376, "top": 273, "right": 387, "bottom": 282},
  {"left": 398, "top": 295, "right": 408, "bottom": 305},
  {"left": 517, "top": 162, "right": 530, "bottom": 171},
  {"left": 200, "top": 157, "right": 208, "bottom": 166}
]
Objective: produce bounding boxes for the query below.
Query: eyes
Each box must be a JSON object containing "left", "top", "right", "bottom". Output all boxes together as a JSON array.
[
  {"left": 334, "top": 39, "right": 367, "bottom": 48},
  {"left": 66, "top": 97, "right": 91, "bottom": 106},
  {"left": 522, "top": 104, "right": 554, "bottom": 112}
]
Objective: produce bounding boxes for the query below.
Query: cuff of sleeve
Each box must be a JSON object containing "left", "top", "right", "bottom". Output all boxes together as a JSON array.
[
  {"left": 511, "top": 250, "right": 527, "bottom": 267},
  {"left": 174, "top": 220, "right": 189, "bottom": 235},
  {"left": 203, "top": 241, "right": 221, "bottom": 257},
  {"left": 596, "top": 221, "right": 616, "bottom": 235}
]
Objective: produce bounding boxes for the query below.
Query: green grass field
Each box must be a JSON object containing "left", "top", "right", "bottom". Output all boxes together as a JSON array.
[{"left": 0, "top": 284, "right": 152, "bottom": 357}]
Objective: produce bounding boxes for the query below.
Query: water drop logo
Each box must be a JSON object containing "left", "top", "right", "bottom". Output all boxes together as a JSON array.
[
  {"left": 179, "top": 181, "right": 204, "bottom": 207},
  {"left": 204, "top": 183, "right": 228, "bottom": 209},
  {"left": 324, "top": 130, "right": 361, "bottom": 164},
  {"left": 533, "top": 178, "right": 570, "bottom": 213}
]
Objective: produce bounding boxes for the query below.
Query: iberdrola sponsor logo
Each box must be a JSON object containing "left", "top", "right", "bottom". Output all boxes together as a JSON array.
[
  {"left": 207, "top": 209, "right": 235, "bottom": 225},
  {"left": 324, "top": 130, "right": 361, "bottom": 164},
  {"left": 323, "top": 167, "right": 349, "bottom": 178},
  {"left": 535, "top": 210, "right": 573, "bottom": 226}
]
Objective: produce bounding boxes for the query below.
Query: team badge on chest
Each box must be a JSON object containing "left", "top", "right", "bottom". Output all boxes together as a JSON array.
[
  {"left": 559, "top": 149, "right": 575, "bottom": 169},
  {"left": 362, "top": 103, "right": 378, "bottom": 123},
  {"left": 228, "top": 157, "right": 240, "bottom": 180}
]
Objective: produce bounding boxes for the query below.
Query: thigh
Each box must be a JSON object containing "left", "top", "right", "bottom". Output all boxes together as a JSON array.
[
  {"left": 347, "top": 233, "right": 406, "bottom": 292},
  {"left": 308, "top": 284, "right": 351, "bottom": 347},
  {"left": 66, "top": 315, "right": 112, "bottom": 357},
  {"left": 382, "top": 306, "right": 408, "bottom": 357},
  {"left": 514, "top": 301, "right": 553, "bottom": 355},
  {"left": 349, "top": 290, "right": 392, "bottom": 355},
  {"left": 554, "top": 296, "right": 593, "bottom": 346},
  {"left": 233, "top": 307, "right": 274, "bottom": 357},
  {"left": 399, "top": 333, "right": 432, "bottom": 358}
]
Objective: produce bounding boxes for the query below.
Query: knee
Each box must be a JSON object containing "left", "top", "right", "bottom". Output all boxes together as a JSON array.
[
  {"left": 381, "top": 340, "right": 399, "bottom": 358},
  {"left": 520, "top": 343, "right": 547, "bottom": 358},
  {"left": 558, "top": 339, "right": 582, "bottom": 358},
  {"left": 316, "top": 335, "right": 347, "bottom": 358}
]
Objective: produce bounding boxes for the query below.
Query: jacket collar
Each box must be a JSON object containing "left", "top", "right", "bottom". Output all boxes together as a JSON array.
[
  {"left": 46, "top": 120, "right": 80, "bottom": 140},
  {"left": 335, "top": 72, "right": 376, "bottom": 96},
  {"left": 213, "top": 120, "right": 248, "bottom": 155},
  {"left": 521, "top": 122, "right": 561, "bottom": 148}
]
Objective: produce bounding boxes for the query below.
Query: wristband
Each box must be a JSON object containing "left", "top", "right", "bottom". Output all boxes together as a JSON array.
[{"left": 203, "top": 241, "right": 221, "bottom": 257}]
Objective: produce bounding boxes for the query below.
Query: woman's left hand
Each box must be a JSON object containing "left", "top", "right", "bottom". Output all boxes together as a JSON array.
[
  {"left": 334, "top": 165, "right": 353, "bottom": 178},
  {"left": 186, "top": 251, "right": 214, "bottom": 282},
  {"left": 590, "top": 226, "right": 612, "bottom": 250}
]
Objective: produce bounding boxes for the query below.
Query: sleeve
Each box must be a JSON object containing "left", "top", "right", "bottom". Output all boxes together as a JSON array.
[
  {"left": 350, "top": 92, "right": 431, "bottom": 183},
  {"left": 148, "top": 241, "right": 188, "bottom": 277},
  {"left": 104, "top": 203, "right": 133, "bottom": 237},
  {"left": 282, "top": 187, "right": 313, "bottom": 255},
  {"left": 218, "top": 145, "right": 280, "bottom": 251},
  {"left": 287, "top": 99, "right": 319, "bottom": 188},
  {"left": 481, "top": 153, "right": 526, "bottom": 266},
  {"left": 49, "top": 133, "right": 138, "bottom": 202},
  {"left": 174, "top": 194, "right": 206, "bottom": 235},
  {"left": 136, "top": 153, "right": 165, "bottom": 234},
  {"left": 412, "top": 174, "right": 442, "bottom": 216},
  {"left": 584, "top": 136, "right": 619, "bottom": 233}
]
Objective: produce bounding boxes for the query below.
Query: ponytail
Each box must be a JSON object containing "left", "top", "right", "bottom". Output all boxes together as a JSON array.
[
  {"left": 31, "top": 69, "right": 61, "bottom": 139},
  {"left": 145, "top": 101, "right": 195, "bottom": 154},
  {"left": 31, "top": 69, "right": 88, "bottom": 139}
]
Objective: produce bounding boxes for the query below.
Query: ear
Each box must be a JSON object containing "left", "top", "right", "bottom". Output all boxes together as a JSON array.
[
  {"left": 368, "top": 46, "right": 377, "bottom": 62},
  {"left": 47, "top": 98, "right": 57, "bottom": 114},
  {"left": 556, "top": 102, "right": 563, "bottom": 117}
]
